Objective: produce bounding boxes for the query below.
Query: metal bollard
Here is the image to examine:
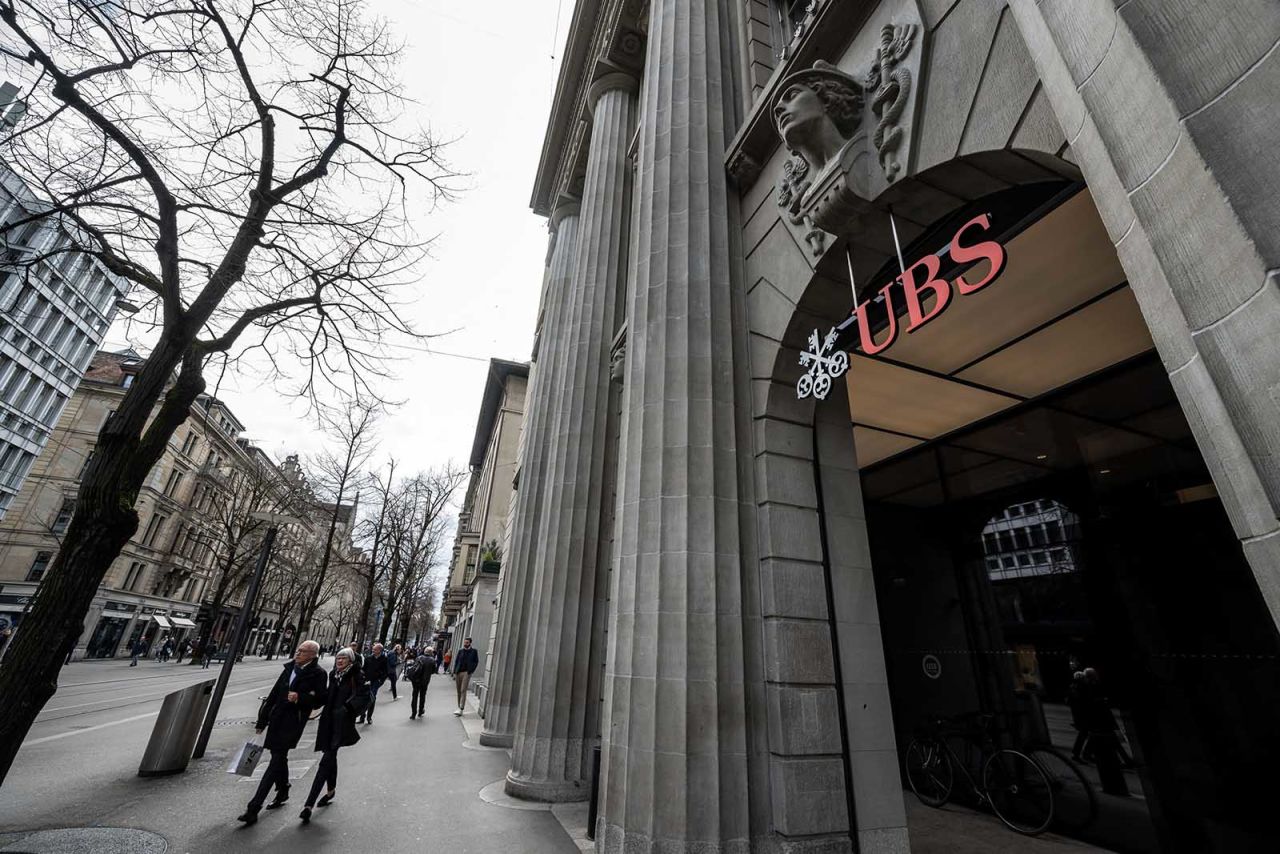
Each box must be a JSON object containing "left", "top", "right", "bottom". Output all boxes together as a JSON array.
[{"left": 138, "top": 679, "right": 215, "bottom": 776}]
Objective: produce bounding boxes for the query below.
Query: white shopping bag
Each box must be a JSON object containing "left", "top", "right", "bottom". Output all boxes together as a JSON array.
[{"left": 227, "top": 737, "right": 264, "bottom": 777}]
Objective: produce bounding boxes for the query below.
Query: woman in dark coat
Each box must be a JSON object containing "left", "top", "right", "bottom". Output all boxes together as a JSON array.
[{"left": 300, "top": 647, "right": 369, "bottom": 822}]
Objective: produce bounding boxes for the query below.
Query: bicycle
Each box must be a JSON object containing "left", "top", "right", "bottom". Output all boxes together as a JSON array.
[
  {"left": 1023, "top": 743, "right": 1098, "bottom": 832},
  {"left": 905, "top": 712, "right": 1055, "bottom": 835}
]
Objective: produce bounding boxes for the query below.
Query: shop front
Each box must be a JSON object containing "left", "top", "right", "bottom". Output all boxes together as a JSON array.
[
  {"left": 780, "top": 179, "right": 1280, "bottom": 851},
  {"left": 85, "top": 600, "right": 137, "bottom": 658}
]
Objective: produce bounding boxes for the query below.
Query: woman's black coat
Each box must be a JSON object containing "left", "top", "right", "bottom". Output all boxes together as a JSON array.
[{"left": 314, "top": 666, "right": 370, "bottom": 751}]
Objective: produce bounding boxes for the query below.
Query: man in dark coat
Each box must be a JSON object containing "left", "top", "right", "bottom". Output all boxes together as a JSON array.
[
  {"left": 354, "top": 642, "right": 389, "bottom": 724},
  {"left": 237, "top": 640, "right": 328, "bottom": 824},
  {"left": 451, "top": 637, "right": 479, "bottom": 716},
  {"left": 407, "top": 650, "right": 435, "bottom": 720}
]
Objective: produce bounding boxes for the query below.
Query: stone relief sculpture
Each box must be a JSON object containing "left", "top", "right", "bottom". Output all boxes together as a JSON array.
[
  {"left": 609, "top": 340, "right": 626, "bottom": 385},
  {"left": 771, "top": 61, "right": 865, "bottom": 254},
  {"left": 771, "top": 60, "right": 865, "bottom": 200},
  {"left": 866, "top": 23, "right": 917, "bottom": 182},
  {"left": 766, "top": 18, "right": 922, "bottom": 243}
]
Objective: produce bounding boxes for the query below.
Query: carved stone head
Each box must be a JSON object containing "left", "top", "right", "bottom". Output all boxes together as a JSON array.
[
  {"left": 770, "top": 61, "right": 864, "bottom": 179},
  {"left": 609, "top": 342, "right": 627, "bottom": 385}
]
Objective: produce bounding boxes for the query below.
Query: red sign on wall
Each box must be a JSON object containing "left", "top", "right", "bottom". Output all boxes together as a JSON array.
[{"left": 852, "top": 213, "right": 1008, "bottom": 355}]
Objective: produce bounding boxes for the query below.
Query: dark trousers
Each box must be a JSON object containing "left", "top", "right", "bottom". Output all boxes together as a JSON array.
[
  {"left": 411, "top": 683, "right": 428, "bottom": 716},
  {"left": 305, "top": 748, "right": 339, "bottom": 806},
  {"left": 389, "top": 671, "right": 398, "bottom": 699},
  {"left": 248, "top": 749, "right": 290, "bottom": 810},
  {"left": 358, "top": 679, "right": 384, "bottom": 721}
]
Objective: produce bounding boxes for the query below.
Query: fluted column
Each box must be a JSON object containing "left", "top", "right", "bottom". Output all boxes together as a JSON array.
[
  {"left": 505, "top": 75, "right": 637, "bottom": 802},
  {"left": 479, "top": 200, "right": 581, "bottom": 748},
  {"left": 597, "top": 1, "right": 753, "bottom": 850}
]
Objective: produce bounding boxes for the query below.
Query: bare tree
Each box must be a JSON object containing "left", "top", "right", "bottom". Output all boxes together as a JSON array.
[
  {"left": 352, "top": 458, "right": 394, "bottom": 650},
  {"left": 0, "top": 0, "right": 453, "bottom": 780},
  {"left": 295, "top": 398, "right": 377, "bottom": 639},
  {"left": 382, "top": 466, "right": 461, "bottom": 643},
  {"left": 189, "top": 448, "right": 303, "bottom": 646}
]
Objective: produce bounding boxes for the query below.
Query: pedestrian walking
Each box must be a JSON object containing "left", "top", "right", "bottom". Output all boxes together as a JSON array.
[
  {"left": 442, "top": 649, "right": 452, "bottom": 675},
  {"left": 407, "top": 650, "right": 435, "bottom": 720},
  {"left": 386, "top": 643, "right": 401, "bottom": 700},
  {"left": 202, "top": 641, "right": 218, "bottom": 669},
  {"left": 354, "top": 642, "right": 389, "bottom": 725},
  {"left": 451, "top": 637, "right": 479, "bottom": 716},
  {"left": 237, "top": 640, "right": 328, "bottom": 826},
  {"left": 175, "top": 639, "right": 189, "bottom": 664},
  {"left": 299, "top": 647, "right": 369, "bottom": 823},
  {"left": 130, "top": 637, "right": 147, "bottom": 667}
]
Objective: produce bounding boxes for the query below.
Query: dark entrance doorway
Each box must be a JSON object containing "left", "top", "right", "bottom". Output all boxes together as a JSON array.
[{"left": 861, "top": 355, "right": 1280, "bottom": 853}]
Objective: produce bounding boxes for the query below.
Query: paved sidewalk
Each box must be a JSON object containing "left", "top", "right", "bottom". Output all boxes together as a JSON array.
[{"left": 0, "top": 670, "right": 578, "bottom": 854}]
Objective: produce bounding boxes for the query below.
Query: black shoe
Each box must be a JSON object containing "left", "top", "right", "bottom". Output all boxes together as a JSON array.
[
  {"left": 237, "top": 808, "right": 259, "bottom": 825},
  {"left": 299, "top": 807, "right": 312, "bottom": 823},
  {"left": 354, "top": 716, "right": 364, "bottom": 724},
  {"left": 266, "top": 790, "right": 289, "bottom": 809},
  {"left": 317, "top": 792, "right": 335, "bottom": 807},
  {"left": 409, "top": 714, "right": 416, "bottom": 720}
]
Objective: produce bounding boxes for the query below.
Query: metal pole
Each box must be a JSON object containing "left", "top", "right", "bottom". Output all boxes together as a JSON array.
[{"left": 192, "top": 525, "right": 278, "bottom": 759}]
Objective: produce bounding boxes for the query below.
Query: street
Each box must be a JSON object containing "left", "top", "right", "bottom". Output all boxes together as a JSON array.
[{"left": 0, "top": 657, "right": 581, "bottom": 853}]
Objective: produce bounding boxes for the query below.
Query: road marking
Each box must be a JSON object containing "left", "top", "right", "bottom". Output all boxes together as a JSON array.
[{"left": 23, "top": 683, "right": 272, "bottom": 746}]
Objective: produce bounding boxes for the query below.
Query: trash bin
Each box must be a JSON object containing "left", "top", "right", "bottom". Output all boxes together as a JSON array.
[{"left": 138, "top": 679, "right": 215, "bottom": 777}]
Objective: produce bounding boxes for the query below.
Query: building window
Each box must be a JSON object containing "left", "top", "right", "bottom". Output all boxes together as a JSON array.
[
  {"left": 123, "top": 560, "right": 146, "bottom": 591},
  {"left": 163, "top": 468, "right": 185, "bottom": 498},
  {"left": 77, "top": 446, "right": 96, "bottom": 480},
  {"left": 180, "top": 431, "right": 199, "bottom": 456},
  {"left": 142, "top": 513, "right": 167, "bottom": 547},
  {"left": 770, "top": 0, "right": 812, "bottom": 57},
  {"left": 26, "top": 550, "right": 53, "bottom": 582},
  {"left": 51, "top": 497, "right": 75, "bottom": 534}
]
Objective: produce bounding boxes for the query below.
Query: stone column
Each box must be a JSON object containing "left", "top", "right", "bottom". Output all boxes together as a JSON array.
[
  {"left": 597, "top": 0, "right": 755, "bottom": 849},
  {"left": 479, "top": 200, "right": 581, "bottom": 748},
  {"left": 505, "top": 75, "right": 637, "bottom": 801}
]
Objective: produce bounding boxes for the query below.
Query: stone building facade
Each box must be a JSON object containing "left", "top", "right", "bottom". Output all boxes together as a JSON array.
[
  {"left": 484, "top": 1, "right": 1280, "bottom": 852},
  {"left": 439, "top": 359, "right": 528, "bottom": 702},
  {"left": 0, "top": 350, "right": 340, "bottom": 662}
]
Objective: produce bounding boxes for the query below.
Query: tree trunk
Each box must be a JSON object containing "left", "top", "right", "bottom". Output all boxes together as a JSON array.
[{"left": 0, "top": 343, "right": 204, "bottom": 785}]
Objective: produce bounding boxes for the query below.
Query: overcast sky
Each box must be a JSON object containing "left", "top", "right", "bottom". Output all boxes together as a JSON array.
[{"left": 106, "top": 0, "right": 570, "bottom": 476}]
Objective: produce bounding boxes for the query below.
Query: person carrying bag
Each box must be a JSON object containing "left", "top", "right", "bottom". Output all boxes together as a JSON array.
[{"left": 235, "top": 640, "right": 327, "bottom": 825}]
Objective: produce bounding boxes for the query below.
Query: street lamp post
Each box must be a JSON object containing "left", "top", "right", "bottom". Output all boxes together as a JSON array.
[{"left": 192, "top": 513, "right": 295, "bottom": 759}]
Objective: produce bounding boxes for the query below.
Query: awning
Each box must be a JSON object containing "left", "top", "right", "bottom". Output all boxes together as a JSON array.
[
  {"left": 170, "top": 617, "right": 197, "bottom": 629},
  {"left": 151, "top": 615, "right": 172, "bottom": 628}
]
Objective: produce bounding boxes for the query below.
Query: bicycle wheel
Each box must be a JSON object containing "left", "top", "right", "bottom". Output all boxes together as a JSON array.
[
  {"left": 905, "top": 737, "right": 954, "bottom": 807},
  {"left": 983, "top": 748, "right": 1055, "bottom": 835},
  {"left": 1028, "top": 746, "right": 1098, "bottom": 832}
]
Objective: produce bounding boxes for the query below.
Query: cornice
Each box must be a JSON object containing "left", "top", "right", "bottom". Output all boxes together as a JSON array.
[{"left": 531, "top": 0, "right": 647, "bottom": 217}]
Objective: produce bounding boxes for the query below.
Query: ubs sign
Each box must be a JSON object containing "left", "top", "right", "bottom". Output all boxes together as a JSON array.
[{"left": 796, "top": 214, "right": 1008, "bottom": 400}]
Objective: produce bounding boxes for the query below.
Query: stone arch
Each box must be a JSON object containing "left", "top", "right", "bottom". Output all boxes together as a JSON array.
[{"left": 745, "top": 147, "right": 1087, "bottom": 853}]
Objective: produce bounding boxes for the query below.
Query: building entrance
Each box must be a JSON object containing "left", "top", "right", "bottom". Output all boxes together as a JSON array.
[{"left": 841, "top": 188, "right": 1280, "bottom": 852}]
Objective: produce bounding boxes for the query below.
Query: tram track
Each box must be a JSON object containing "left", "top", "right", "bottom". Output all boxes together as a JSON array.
[{"left": 34, "top": 667, "right": 278, "bottom": 725}]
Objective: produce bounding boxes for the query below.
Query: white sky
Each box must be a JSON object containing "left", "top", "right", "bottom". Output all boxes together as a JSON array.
[{"left": 106, "top": 0, "right": 570, "bottom": 476}]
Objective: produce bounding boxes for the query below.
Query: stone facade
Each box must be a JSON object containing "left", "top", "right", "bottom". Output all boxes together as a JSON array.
[
  {"left": 488, "top": 1, "right": 1280, "bottom": 851},
  {"left": 0, "top": 350, "right": 346, "bottom": 661},
  {"left": 440, "top": 359, "right": 528, "bottom": 702}
]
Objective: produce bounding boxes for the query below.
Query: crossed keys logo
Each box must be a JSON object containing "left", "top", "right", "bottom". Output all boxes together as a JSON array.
[{"left": 797, "top": 327, "right": 848, "bottom": 400}]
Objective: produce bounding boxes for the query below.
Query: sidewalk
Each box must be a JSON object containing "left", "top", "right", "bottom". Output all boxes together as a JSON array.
[{"left": 0, "top": 671, "right": 578, "bottom": 854}]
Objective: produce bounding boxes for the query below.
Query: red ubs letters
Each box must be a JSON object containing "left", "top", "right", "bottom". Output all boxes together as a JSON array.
[{"left": 853, "top": 214, "right": 1007, "bottom": 355}]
